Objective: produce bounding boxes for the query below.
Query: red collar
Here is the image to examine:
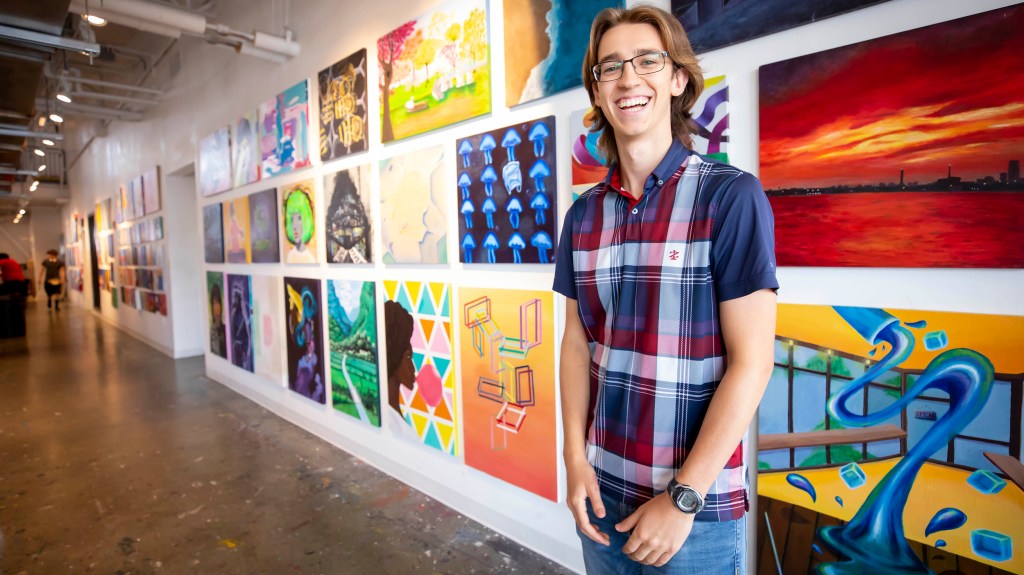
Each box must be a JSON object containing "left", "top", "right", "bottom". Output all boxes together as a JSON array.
[{"left": 608, "top": 167, "right": 643, "bottom": 210}]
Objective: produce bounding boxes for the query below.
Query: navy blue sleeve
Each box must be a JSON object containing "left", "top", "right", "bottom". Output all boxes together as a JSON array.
[
  {"left": 551, "top": 207, "right": 577, "bottom": 299},
  {"left": 710, "top": 172, "right": 779, "bottom": 302}
]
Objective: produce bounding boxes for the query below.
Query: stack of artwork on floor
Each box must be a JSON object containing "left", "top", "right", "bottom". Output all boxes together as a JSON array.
[{"left": 194, "top": 0, "right": 1023, "bottom": 551}]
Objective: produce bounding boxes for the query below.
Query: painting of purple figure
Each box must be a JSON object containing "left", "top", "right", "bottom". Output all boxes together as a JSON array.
[
  {"left": 227, "top": 274, "right": 254, "bottom": 372},
  {"left": 319, "top": 48, "right": 369, "bottom": 162},
  {"left": 456, "top": 116, "right": 556, "bottom": 264},
  {"left": 207, "top": 272, "right": 227, "bottom": 359},
  {"left": 248, "top": 188, "right": 280, "bottom": 263},
  {"left": 259, "top": 80, "right": 312, "bottom": 179},
  {"left": 284, "top": 276, "right": 326, "bottom": 404},
  {"left": 199, "top": 126, "right": 232, "bottom": 197},
  {"left": 203, "top": 203, "right": 224, "bottom": 263}
]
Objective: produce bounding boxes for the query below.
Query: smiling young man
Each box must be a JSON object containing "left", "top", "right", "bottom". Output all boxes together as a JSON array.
[{"left": 553, "top": 6, "right": 779, "bottom": 574}]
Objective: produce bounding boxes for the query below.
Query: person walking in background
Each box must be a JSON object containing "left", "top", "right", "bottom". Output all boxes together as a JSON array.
[
  {"left": 38, "top": 249, "right": 65, "bottom": 311},
  {"left": 554, "top": 5, "right": 778, "bottom": 573},
  {"left": 0, "top": 252, "right": 27, "bottom": 297}
]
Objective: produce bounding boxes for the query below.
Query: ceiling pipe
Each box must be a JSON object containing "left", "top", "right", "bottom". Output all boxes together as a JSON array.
[
  {"left": 0, "top": 23, "right": 101, "bottom": 55},
  {"left": 68, "top": 2, "right": 183, "bottom": 39},
  {"left": 0, "top": 169, "right": 40, "bottom": 176},
  {"left": 0, "top": 127, "right": 64, "bottom": 141},
  {"left": 253, "top": 30, "right": 299, "bottom": 57},
  {"left": 68, "top": 91, "right": 159, "bottom": 106},
  {"left": 45, "top": 72, "right": 163, "bottom": 96},
  {"left": 58, "top": 106, "right": 143, "bottom": 121},
  {"left": 235, "top": 42, "right": 288, "bottom": 64},
  {"left": 80, "top": 0, "right": 207, "bottom": 35}
]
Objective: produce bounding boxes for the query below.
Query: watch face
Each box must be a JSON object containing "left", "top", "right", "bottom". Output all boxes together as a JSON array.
[{"left": 680, "top": 490, "right": 700, "bottom": 511}]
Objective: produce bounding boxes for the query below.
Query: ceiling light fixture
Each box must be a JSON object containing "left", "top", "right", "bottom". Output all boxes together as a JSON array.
[
  {"left": 38, "top": 164, "right": 47, "bottom": 171},
  {"left": 57, "top": 93, "right": 72, "bottom": 103},
  {"left": 49, "top": 114, "right": 63, "bottom": 123},
  {"left": 34, "top": 149, "right": 45, "bottom": 156},
  {"left": 30, "top": 181, "right": 39, "bottom": 191},
  {"left": 19, "top": 209, "right": 25, "bottom": 214},
  {"left": 42, "top": 139, "right": 54, "bottom": 146},
  {"left": 84, "top": 14, "right": 108, "bottom": 27}
]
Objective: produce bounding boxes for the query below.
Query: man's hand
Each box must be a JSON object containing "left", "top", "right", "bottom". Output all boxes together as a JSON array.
[
  {"left": 565, "top": 456, "right": 609, "bottom": 546},
  {"left": 615, "top": 493, "right": 694, "bottom": 566}
]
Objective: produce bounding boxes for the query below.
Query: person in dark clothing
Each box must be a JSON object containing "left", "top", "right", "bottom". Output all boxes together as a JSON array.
[
  {"left": 38, "top": 249, "right": 65, "bottom": 310},
  {"left": 0, "top": 253, "right": 27, "bottom": 297}
]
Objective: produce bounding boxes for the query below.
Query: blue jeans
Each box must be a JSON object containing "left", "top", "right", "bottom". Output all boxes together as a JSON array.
[{"left": 577, "top": 492, "right": 746, "bottom": 575}]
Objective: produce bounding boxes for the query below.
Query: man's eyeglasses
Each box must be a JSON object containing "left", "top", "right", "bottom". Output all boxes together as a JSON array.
[{"left": 592, "top": 51, "right": 669, "bottom": 82}]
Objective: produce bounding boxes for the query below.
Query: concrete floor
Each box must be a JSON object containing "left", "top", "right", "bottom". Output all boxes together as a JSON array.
[{"left": 0, "top": 302, "right": 575, "bottom": 575}]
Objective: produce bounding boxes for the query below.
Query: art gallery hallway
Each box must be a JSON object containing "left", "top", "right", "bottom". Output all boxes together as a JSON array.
[{"left": 0, "top": 303, "right": 573, "bottom": 574}]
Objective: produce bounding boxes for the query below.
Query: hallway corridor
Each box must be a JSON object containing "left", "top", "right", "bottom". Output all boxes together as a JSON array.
[{"left": 0, "top": 303, "right": 573, "bottom": 574}]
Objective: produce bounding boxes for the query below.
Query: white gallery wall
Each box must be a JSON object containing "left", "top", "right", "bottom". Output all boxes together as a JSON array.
[{"left": 65, "top": 0, "right": 1024, "bottom": 571}]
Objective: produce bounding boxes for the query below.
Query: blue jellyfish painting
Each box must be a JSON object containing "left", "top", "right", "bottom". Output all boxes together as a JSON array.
[
  {"left": 456, "top": 116, "right": 557, "bottom": 264},
  {"left": 501, "top": 128, "right": 521, "bottom": 162}
]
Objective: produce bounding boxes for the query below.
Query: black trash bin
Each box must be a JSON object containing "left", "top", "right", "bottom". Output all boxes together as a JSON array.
[{"left": 0, "top": 294, "right": 27, "bottom": 339}]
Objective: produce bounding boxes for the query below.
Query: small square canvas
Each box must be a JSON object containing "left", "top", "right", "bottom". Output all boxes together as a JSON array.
[
  {"left": 327, "top": 279, "right": 380, "bottom": 427},
  {"left": 247, "top": 188, "right": 280, "bottom": 263},
  {"left": 325, "top": 165, "right": 372, "bottom": 264},
  {"left": 199, "top": 126, "right": 232, "bottom": 197},
  {"left": 227, "top": 274, "right": 254, "bottom": 372},
  {"left": 202, "top": 203, "right": 224, "bottom": 263},
  {"left": 259, "top": 80, "right": 312, "bottom": 179},
  {"left": 280, "top": 179, "right": 319, "bottom": 264},
  {"left": 284, "top": 276, "right": 326, "bottom": 404},
  {"left": 232, "top": 111, "right": 261, "bottom": 187},
  {"left": 223, "top": 196, "right": 251, "bottom": 264},
  {"left": 319, "top": 49, "right": 369, "bottom": 162},
  {"left": 379, "top": 145, "right": 447, "bottom": 264}
]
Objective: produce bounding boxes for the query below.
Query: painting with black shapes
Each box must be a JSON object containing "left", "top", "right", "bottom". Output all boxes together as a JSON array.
[
  {"left": 456, "top": 116, "right": 557, "bottom": 264},
  {"left": 202, "top": 203, "right": 224, "bottom": 263},
  {"left": 284, "top": 276, "right": 326, "bottom": 404},
  {"left": 319, "top": 48, "right": 368, "bottom": 162},
  {"left": 325, "top": 165, "right": 372, "bottom": 263},
  {"left": 248, "top": 188, "right": 280, "bottom": 263},
  {"left": 227, "top": 274, "right": 254, "bottom": 372}
]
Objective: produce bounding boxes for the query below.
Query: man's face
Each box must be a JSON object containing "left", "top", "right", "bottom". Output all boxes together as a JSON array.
[{"left": 593, "top": 23, "right": 686, "bottom": 146}]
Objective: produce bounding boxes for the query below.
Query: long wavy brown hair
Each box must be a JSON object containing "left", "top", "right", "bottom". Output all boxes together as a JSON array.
[{"left": 582, "top": 5, "right": 704, "bottom": 165}]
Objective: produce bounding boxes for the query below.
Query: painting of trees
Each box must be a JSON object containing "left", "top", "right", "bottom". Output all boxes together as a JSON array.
[{"left": 378, "top": 20, "right": 416, "bottom": 143}]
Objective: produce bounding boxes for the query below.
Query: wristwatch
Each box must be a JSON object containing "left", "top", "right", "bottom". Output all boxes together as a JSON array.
[{"left": 666, "top": 479, "right": 705, "bottom": 514}]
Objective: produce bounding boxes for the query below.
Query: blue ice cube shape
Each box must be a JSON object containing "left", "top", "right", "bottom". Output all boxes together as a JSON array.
[
  {"left": 839, "top": 462, "right": 867, "bottom": 489},
  {"left": 971, "top": 529, "right": 1013, "bottom": 562},
  {"left": 967, "top": 469, "right": 1007, "bottom": 494},
  {"left": 923, "top": 330, "right": 949, "bottom": 351}
]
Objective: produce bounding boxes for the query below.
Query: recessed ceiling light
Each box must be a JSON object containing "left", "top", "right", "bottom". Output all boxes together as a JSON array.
[
  {"left": 49, "top": 114, "right": 63, "bottom": 123},
  {"left": 42, "top": 139, "right": 54, "bottom": 146},
  {"left": 38, "top": 164, "right": 47, "bottom": 171},
  {"left": 19, "top": 209, "right": 25, "bottom": 214},
  {"left": 84, "top": 14, "right": 107, "bottom": 26},
  {"left": 57, "top": 94, "right": 72, "bottom": 103},
  {"left": 34, "top": 149, "right": 45, "bottom": 156}
]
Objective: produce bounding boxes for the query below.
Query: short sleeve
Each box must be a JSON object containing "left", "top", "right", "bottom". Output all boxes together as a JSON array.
[
  {"left": 552, "top": 207, "right": 577, "bottom": 299},
  {"left": 711, "top": 173, "right": 779, "bottom": 302}
]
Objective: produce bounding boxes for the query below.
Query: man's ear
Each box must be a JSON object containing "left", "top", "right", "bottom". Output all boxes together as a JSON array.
[{"left": 671, "top": 68, "right": 688, "bottom": 97}]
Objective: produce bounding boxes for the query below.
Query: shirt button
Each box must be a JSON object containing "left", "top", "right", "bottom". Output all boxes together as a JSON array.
[
  {"left": 657, "top": 179, "right": 663, "bottom": 186},
  {"left": 631, "top": 208, "right": 638, "bottom": 214}
]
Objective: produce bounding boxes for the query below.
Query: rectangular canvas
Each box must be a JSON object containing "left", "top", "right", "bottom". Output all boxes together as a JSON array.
[
  {"left": 142, "top": 167, "right": 160, "bottom": 215},
  {"left": 206, "top": 271, "right": 227, "bottom": 359},
  {"left": 118, "top": 185, "right": 129, "bottom": 224},
  {"left": 284, "top": 276, "right": 326, "bottom": 404},
  {"left": 756, "top": 304, "right": 1024, "bottom": 575},
  {"left": 569, "top": 75, "right": 730, "bottom": 200},
  {"left": 504, "top": 0, "right": 622, "bottom": 107},
  {"left": 760, "top": 5, "right": 1024, "bottom": 268},
  {"left": 379, "top": 145, "right": 447, "bottom": 264},
  {"left": 456, "top": 116, "right": 557, "bottom": 264},
  {"left": 318, "top": 48, "right": 369, "bottom": 161},
  {"left": 232, "top": 110, "right": 261, "bottom": 187},
  {"left": 94, "top": 199, "right": 105, "bottom": 231},
  {"left": 672, "top": 0, "right": 892, "bottom": 53},
  {"left": 459, "top": 288, "right": 557, "bottom": 501},
  {"left": 280, "top": 179, "right": 319, "bottom": 264},
  {"left": 226, "top": 274, "right": 254, "bottom": 372},
  {"left": 259, "top": 80, "right": 311, "bottom": 179},
  {"left": 247, "top": 188, "right": 280, "bottom": 263},
  {"left": 378, "top": 0, "right": 490, "bottom": 143},
  {"left": 199, "top": 126, "right": 232, "bottom": 197},
  {"left": 251, "top": 275, "right": 284, "bottom": 385},
  {"left": 327, "top": 279, "right": 380, "bottom": 427},
  {"left": 131, "top": 176, "right": 144, "bottom": 220},
  {"left": 325, "top": 165, "right": 372, "bottom": 264},
  {"left": 382, "top": 281, "right": 458, "bottom": 456},
  {"left": 202, "top": 203, "right": 224, "bottom": 263},
  {"left": 223, "top": 195, "right": 251, "bottom": 264}
]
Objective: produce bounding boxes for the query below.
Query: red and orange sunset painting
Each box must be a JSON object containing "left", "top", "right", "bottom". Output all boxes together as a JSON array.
[{"left": 759, "top": 5, "right": 1024, "bottom": 268}]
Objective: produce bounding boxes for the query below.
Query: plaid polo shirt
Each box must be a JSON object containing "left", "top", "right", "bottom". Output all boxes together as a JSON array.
[{"left": 553, "top": 140, "right": 778, "bottom": 521}]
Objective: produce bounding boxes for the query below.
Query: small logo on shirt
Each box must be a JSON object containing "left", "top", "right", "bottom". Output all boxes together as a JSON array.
[{"left": 668, "top": 250, "right": 680, "bottom": 261}]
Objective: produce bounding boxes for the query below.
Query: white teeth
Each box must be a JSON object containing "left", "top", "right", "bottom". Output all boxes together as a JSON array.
[{"left": 617, "top": 97, "right": 649, "bottom": 109}]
